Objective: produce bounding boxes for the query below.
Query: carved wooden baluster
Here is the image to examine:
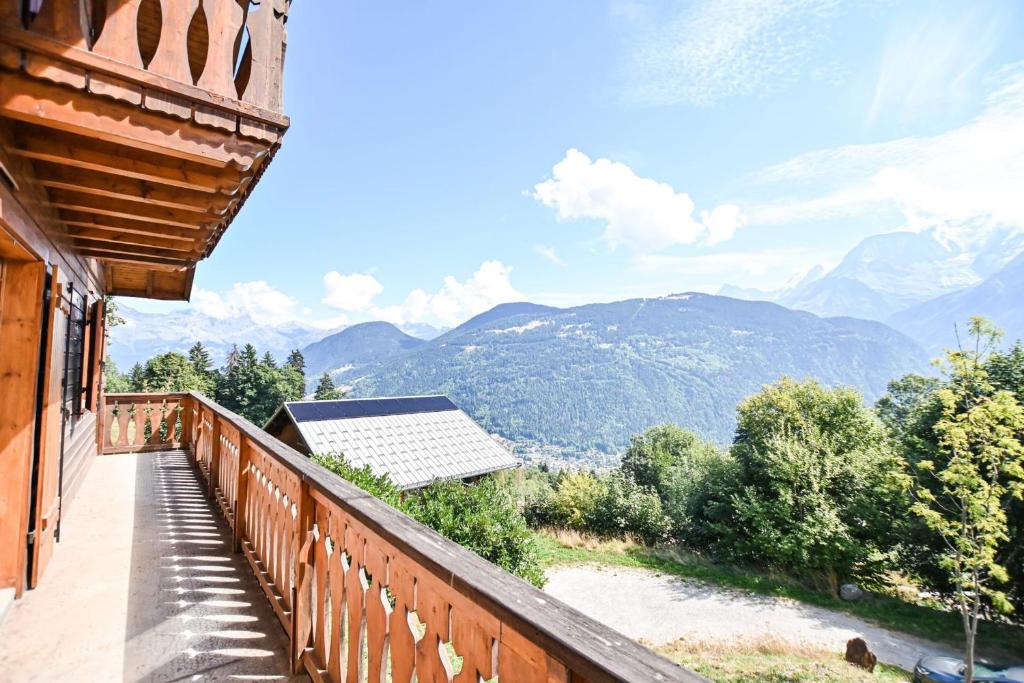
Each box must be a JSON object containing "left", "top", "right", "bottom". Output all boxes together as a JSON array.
[
  {"left": 389, "top": 561, "right": 417, "bottom": 683},
  {"left": 345, "top": 531, "right": 367, "bottom": 682},
  {"left": 91, "top": 0, "right": 144, "bottom": 68},
  {"left": 365, "top": 546, "right": 391, "bottom": 683},
  {"left": 327, "top": 512, "right": 347, "bottom": 682},
  {"left": 451, "top": 601, "right": 498, "bottom": 683},
  {"left": 498, "top": 626, "right": 569, "bottom": 683},
  {"left": 196, "top": 0, "right": 244, "bottom": 96},
  {"left": 312, "top": 507, "right": 330, "bottom": 666},
  {"left": 31, "top": 0, "right": 91, "bottom": 47},
  {"left": 147, "top": 0, "right": 199, "bottom": 83},
  {"left": 115, "top": 402, "right": 130, "bottom": 448},
  {"left": 240, "top": 0, "right": 288, "bottom": 110},
  {"left": 415, "top": 579, "right": 452, "bottom": 683}
]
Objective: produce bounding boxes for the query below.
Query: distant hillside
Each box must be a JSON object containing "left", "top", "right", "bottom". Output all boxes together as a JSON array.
[
  {"left": 351, "top": 294, "right": 927, "bottom": 449},
  {"left": 300, "top": 321, "right": 426, "bottom": 384},
  {"left": 889, "top": 250, "right": 1024, "bottom": 353},
  {"left": 452, "top": 302, "right": 561, "bottom": 334}
]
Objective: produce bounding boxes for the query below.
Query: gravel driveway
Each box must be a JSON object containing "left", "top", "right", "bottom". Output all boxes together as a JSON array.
[{"left": 545, "top": 565, "right": 958, "bottom": 671}]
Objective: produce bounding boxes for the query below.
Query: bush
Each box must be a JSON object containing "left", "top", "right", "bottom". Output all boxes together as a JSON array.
[
  {"left": 588, "top": 474, "right": 668, "bottom": 544},
  {"left": 619, "top": 424, "right": 733, "bottom": 545},
  {"left": 314, "top": 455, "right": 546, "bottom": 588},
  {"left": 547, "top": 471, "right": 606, "bottom": 531},
  {"left": 405, "top": 478, "right": 546, "bottom": 588},
  {"left": 710, "top": 378, "right": 905, "bottom": 589}
]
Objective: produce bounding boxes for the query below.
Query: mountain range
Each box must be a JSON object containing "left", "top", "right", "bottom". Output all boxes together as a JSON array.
[
  {"left": 720, "top": 226, "right": 1024, "bottom": 348},
  {"left": 333, "top": 294, "right": 926, "bottom": 448}
]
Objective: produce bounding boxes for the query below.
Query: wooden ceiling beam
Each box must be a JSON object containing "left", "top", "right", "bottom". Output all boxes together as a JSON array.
[
  {"left": 76, "top": 248, "right": 192, "bottom": 270},
  {"left": 71, "top": 237, "right": 194, "bottom": 261},
  {"left": 60, "top": 211, "right": 212, "bottom": 242},
  {"left": 7, "top": 133, "right": 242, "bottom": 195},
  {"left": 48, "top": 190, "right": 216, "bottom": 229},
  {"left": 64, "top": 226, "right": 197, "bottom": 253},
  {"left": 0, "top": 74, "right": 267, "bottom": 169},
  {"left": 35, "top": 165, "right": 231, "bottom": 215}
]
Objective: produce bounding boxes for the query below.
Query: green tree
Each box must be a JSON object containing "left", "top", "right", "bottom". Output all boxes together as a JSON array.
[
  {"left": 314, "top": 372, "right": 343, "bottom": 400},
  {"left": 104, "top": 356, "right": 131, "bottom": 393},
  {"left": 128, "top": 362, "right": 145, "bottom": 391},
  {"left": 137, "top": 352, "right": 207, "bottom": 392},
  {"left": 187, "top": 342, "right": 216, "bottom": 395},
  {"left": 619, "top": 424, "right": 731, "bottom": 543},
  {"left": 876, "top": 374, "right": 943, "bottom": 441},
  {"left": 216, "top": 344, "right": 260, "bottom": 421},
  {"left": 621, "top": 425, "right": 717, "bottom": 499},
  {"left": 285, "top": 349, "right": 306, "bottom": 377},
  {"left": 714, "top": 378, "right": 905, "bottom": 589},
  {"left": 907, "top": 318, "right": 1024, "bottom": 681},
  {"left": 103, "top": 295, "right": 125, "bottom": 328}
]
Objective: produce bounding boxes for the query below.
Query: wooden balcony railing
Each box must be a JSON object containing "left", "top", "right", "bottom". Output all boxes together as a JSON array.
[
  {"left": 0, "top": 0, "right": 290, "bottom": 136},
  {"left": 100, "top": 392, "right": 698, "bottom": 682}
]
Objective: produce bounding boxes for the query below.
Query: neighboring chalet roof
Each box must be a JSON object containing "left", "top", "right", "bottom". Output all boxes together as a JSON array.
[{"left": 266, "top": 396, "right": 518, "bottom": 491}]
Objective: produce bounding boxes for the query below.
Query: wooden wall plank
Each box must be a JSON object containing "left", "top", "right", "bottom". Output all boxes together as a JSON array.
[{"left": 0, "top": 259, "right": 45, "bottom": 596}]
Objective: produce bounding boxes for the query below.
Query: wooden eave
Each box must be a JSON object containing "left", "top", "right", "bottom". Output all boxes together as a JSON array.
[{"left": 0, "top": 13, "right": 289, "bottom": 301}]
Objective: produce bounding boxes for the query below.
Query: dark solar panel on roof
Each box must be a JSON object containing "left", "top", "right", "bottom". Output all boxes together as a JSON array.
[{"left": 287, "top": 396, "right": 458, "bottom": 422}]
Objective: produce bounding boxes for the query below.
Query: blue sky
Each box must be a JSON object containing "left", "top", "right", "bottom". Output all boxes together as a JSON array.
[{"left": 132, "top": 0, "right": 1024, "bottom": 330}]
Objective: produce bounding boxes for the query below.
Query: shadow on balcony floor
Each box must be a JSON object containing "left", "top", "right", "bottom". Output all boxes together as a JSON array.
[{"left": 0, "top": 450, "right": 305, "bottom": 682}]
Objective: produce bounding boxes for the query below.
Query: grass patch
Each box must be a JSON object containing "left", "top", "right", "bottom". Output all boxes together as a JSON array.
[
  {"left": 656, "top": 637, "right": 911, "bottom": 683},
  {"left": 537, "top": 530, "right": 1024, "bottom": 660}
]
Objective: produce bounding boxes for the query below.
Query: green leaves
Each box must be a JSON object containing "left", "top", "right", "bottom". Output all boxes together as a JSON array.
[
  {"left": 314, "top": 455, "right": 546, "bottom": 588},
  {"left": 711, "top": 378, "right": 905, "bottom": 586}
]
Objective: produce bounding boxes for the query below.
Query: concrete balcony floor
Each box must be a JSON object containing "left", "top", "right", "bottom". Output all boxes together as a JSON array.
[{"left": 0, "top": 450, "right": 305, "bottom": 682}]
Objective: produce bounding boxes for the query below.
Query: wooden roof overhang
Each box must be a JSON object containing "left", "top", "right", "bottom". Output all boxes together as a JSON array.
[{"left": 0, "top": 0, "right": 290, "bottom": 300}]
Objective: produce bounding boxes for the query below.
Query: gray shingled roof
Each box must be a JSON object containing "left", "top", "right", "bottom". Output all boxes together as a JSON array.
[{"left": 283, "top": 396, "right": 518, "bottom": 490}]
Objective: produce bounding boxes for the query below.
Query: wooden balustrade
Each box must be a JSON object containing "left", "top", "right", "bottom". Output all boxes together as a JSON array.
[
  {"left": 99, "top": 392, "right": 189, "bottom": 453},
  {"left": 1, "top": 0, "right": 290, "bottom": 130},
  {"left": 101, "top": 392, "right": 698, "bottom": 683}
]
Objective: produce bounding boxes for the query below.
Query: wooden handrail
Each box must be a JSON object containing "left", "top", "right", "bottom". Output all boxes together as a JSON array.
[{"left": 102, "top": 391, "right": 701, "bottom": 682}]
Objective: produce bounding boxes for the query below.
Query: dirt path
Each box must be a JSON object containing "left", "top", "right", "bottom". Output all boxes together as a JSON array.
[{"left": 545, "top": 565, "right": 958, "bottom": 671}]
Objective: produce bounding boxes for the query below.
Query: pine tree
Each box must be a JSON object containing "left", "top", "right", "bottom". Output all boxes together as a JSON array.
[
  {"left": 128, "top": 362, "right": 145, "bottom": 391},
  {"left": 262, "top": 351, "right": 277, "bottom": 368},
  {"left": 188, "top": 341, "right": 213, "bottom": 375},
  {"left": 187, "top": 342, "right": 216, "bottom": 395},
  {"left": 314, "top": 372, "right": 340, "bottom": 401},
  {"left": 285, "top": 349, "right": 306, "bottom": 377}
]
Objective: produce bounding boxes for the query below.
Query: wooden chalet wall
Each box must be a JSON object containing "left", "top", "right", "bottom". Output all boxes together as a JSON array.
[{"left": 0, "top": 117, "right": 106, "bottom": 596}]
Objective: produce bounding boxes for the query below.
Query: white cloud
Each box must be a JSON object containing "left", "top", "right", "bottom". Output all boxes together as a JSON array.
[
  {"left": 746, "top": 63, "right": 1024, "bottom": 237},
  {"left": 371, "top": 260, "right": 523, "bottom": 328},
  {"left": 322, "top": 271, "right": 384, "bottom": 311},
  {"left": 533, "top": 149, "right": 745, "bottom": 252},
  {"left": 866, "top": 9, "right": 1007, "bottom": 126},
  {"left": 533, "top": 244, "right": 568, "bottom": 267},
  {"left": 192, "top": 281, "right": 301, "bottom": 326},
  {"left": 620, "top": 0, "right": 839, "bottom": 106}
]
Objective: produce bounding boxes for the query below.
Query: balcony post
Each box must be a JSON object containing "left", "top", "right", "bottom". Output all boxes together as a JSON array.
[
  {"left": 233, "top": 436, "right": 250, "bottom": 553},
  {"left": 290, "top": 479, "right": 314, "bottom": 674}
]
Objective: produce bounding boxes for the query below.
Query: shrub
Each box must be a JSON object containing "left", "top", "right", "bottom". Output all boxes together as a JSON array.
[
  {"left": 547, "top": 471, "right": 606, "bottom": 531},
  {"left": 313, "top": 455, "right": 546, "bottom": 588},
  {"left": 406, "top": 478, "right": 546, "bottom": 588},
  {"left": 588, "top": 474, "right": 668, "bottom": 544},
  {"left": 711, "top": 378, "right": 905, "bottom": 589}
]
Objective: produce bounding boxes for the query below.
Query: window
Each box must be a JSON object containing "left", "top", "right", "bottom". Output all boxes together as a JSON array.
[{"left": 63, "top": 287, "right": 87, "bottom": 417}]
